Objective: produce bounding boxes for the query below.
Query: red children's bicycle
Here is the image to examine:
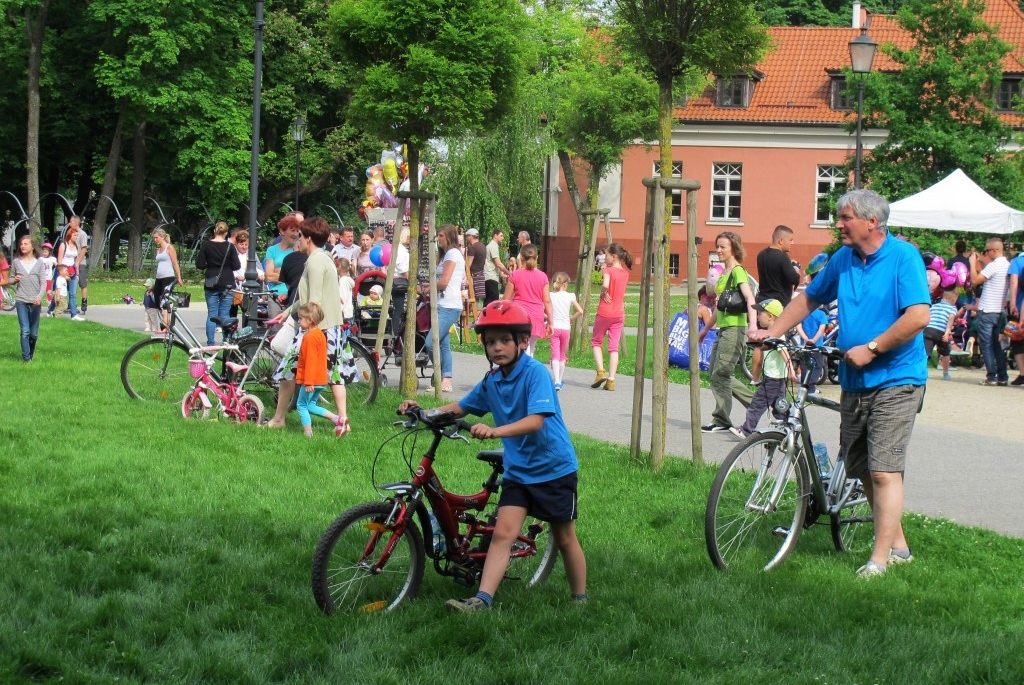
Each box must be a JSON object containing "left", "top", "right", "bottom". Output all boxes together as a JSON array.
[
  {"left": 311, "top": 406, "right": 559, "bottom": 613},
  {"left": 180, "top": 345, "right": 265, "bottom": 423}
]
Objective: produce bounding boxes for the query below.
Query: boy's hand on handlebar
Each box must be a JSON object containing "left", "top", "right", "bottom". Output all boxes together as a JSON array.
[
  {"left": 397, "top": 400, "right": 419, "bottom": 415},
  {"left": 469, "top": 423, "right": 497, "bottom": 440}
]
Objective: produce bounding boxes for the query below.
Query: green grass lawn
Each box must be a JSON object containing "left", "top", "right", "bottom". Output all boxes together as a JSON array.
[{"left": 2, "top": 316, "right": 1023, "bottom": 684}]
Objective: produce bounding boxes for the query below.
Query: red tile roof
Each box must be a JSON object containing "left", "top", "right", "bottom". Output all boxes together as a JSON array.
[{"left": 677, "top": 0, "right": 1024, "bottom": 126}]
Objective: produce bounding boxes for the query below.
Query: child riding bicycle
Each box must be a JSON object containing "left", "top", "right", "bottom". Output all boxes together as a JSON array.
[{"left": 398, "top": 300, "right": 588, "bottom": 612}]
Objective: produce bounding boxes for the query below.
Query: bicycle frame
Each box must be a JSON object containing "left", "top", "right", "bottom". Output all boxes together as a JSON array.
[
  {"left": 373, "top": 421, "right": 540, "bottom": 583},
  {"left": 751, "top": 344, "right": 866, "bottom": 522}
]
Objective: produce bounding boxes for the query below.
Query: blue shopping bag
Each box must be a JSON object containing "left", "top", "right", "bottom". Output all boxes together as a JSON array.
[{"left": 668, "top": 312, "right": 717, "bottom": 372}]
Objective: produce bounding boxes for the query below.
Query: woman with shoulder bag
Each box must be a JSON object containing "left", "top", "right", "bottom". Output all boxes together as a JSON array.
[
  {"left": 702, "top": 231, "right": 757, "bottom": 433},
  {"left": 196, "top": 221, "right": 240, "bottom": 345}
]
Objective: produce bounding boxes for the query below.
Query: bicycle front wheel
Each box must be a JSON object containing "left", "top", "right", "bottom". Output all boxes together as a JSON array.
[
  {"left": 705, "top": 430, "right": 810, "bottom": 571},
  {"left": 121, "top": 337, "right": 193, "bottom": 401},
  {"left": 1, "top": 284, "right": 16, "bottom": 311},
  {"left": 181, "top": 386, "right": 211, "bottom": 419},
  {"left": 345, "top": 338, "right": 380, "bottom": 406},
  {"left": 311, "top": 501, "right": 424, "bottom": 614}
]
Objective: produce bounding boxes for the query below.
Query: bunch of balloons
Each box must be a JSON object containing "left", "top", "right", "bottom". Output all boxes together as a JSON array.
[
  {"left": 922, "top": 252, "right": 969, "bottom": 299},
  {"left": 359, "top": 142, "right": 430, "bottom": 221},
  {"left": 705, "top": 263, "right": 725, "bottom": 291},
  {"left": 368, "top": 244, "right": 392, "bottom": 268}
]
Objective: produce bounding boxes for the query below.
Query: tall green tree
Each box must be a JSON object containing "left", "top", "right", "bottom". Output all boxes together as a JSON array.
[
  {"left": 860, "top": 0, "right": 1024, "bottom": 209},
  {"left": 549, "top": 32, "right": 659, "bottom": 354},
  {"left": 613, "top": 0, "right": 770, "bottom": 469},
  {"left": 328, "top": 0, "right": 530, "bottom": 395}
]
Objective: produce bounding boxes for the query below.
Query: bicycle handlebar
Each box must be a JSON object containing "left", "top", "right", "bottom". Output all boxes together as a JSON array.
[
  {"left": 398, "top": 405, "right": 474, "bottom": 434},
  {"left": 189, "top": 344, "right": 241, "bottom": 355},
  {"left": 748, "top": 337, "right": 846, "bottom": 359}
]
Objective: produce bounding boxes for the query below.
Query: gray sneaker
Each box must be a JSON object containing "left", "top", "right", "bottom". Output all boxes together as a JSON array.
[
  {"left": 888, "top": 549, "right": 914, "bottom": 565},
  {"left": 445, "top": 596, "right": 489, "bottom": 612},
  {"left": 855, "top": 560, "right": 887, "bottom": 578}
]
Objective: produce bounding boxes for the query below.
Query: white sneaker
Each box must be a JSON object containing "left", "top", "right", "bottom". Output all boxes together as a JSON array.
[{"left": 71, "top": 314, "right": 86, "bottom": 321}]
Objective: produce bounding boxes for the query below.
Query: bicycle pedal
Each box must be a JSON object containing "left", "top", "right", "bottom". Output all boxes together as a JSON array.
[{"left": 771, "top": 526, "right": 791, "bottom": 538}]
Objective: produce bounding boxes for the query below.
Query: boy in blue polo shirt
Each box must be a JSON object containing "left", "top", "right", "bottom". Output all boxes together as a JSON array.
[{"left": 398, "top": 300, "right": 588, "bottom": 612}]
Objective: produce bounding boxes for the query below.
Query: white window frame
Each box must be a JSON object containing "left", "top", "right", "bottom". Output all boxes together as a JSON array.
[
  {"left": 711, "top": 163, "right": 742, "bottom": 222},
  {"left": 815, "top": 164, "right": 847, "bottom": 224},
  {"left": 653, "top": 160, "right": 683, "bottom": 220}
]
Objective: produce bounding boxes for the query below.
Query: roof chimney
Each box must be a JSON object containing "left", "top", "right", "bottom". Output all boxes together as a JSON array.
[{"left": 853, "top": 1, "right": 862, "bottom": 29}]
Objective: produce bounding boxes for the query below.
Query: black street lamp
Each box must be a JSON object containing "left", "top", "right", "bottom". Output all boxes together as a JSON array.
[
  {"left": 244, "top": 0, "right": 265, "bottom": 290},
  {"left": 849, "top": 27, "right": 877, "bottom": 190},
  {"left": 291, "top": 115, "right": 306, "bottom": 210}
]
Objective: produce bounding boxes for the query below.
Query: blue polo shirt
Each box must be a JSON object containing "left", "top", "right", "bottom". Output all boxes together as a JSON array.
[
  {"left": 459, "top": 355, "right": 578, "bottom": 485},
  {"left": 1008, "top": 254, "right": 1024, "bottom": 311},
  {"left": 805, "top": 233, "right": 929, "bottom": 391}
]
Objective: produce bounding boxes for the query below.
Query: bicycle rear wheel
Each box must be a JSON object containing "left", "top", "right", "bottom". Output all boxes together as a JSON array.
[
  {"left": 830, "top": 477, "right": 873, "bottom": 553},
  {"left": 345, "top": 338, "right": 380, "bottom": 406},
  {"left": 121, "top": 337, "right": 194, "bottom": 401},
  {"left": 705, "top": 430, "right": 810, "bottom": 571},
  {"left": 311, "top": 500, "right": 424, "bottom": 614},
  {"left": 236, "top": 338, "right": 280, "bottom": 408},
  {"left": 507, "top": 518, "right": 559, "bottom": 587}
]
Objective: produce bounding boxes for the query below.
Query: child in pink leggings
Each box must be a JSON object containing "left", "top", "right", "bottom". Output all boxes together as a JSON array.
[
  {"left": 591, "top": 243, "right": 633, "bottom": 391},
  {"left": 549, "top": 272, "right": 584, "bottom": 390}
]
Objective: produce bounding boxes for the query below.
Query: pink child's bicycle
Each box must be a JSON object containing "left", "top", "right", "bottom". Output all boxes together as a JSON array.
[{"left": 181, "top": 345, "right": 265, "bottom": 423}]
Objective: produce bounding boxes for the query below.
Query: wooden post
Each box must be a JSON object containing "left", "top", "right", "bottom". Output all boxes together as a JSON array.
[
  {"left": 641, "top": 177, "right": 700, "bottom": 470},
  {"left": 397, "top": 189, "right": 437, "bottom": 396},
  {"left": 685, "top": 186, "right": 703, "bottom": 465},
  {"left": 630, "top": 184, "right": 658, "bottom": 463}
]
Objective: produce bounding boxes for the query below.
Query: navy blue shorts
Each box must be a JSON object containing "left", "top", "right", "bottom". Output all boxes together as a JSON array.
[{"left": 498, "top": 472, "right": 579, "bottom": 523}]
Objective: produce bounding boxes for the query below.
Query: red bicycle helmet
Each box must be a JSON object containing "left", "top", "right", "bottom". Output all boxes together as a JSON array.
[{"left": 474, "top": 301, "right": 533, "bottom": 336}]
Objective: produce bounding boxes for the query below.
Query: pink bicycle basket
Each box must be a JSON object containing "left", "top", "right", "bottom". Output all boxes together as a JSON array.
[{"left": 189, "top": 359, "right": 207, "bottom": 379}]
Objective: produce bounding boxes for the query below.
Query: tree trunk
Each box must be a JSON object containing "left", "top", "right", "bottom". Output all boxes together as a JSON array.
[
  {"left": 93, "top": 106, "right": 127, "bottom": 270},
  {"left": 649, "top": 78, "right": 675, "bottom": 471},
  {"left": 129, "top": 122, "right": 146, "bottom": 274},
  {"left": 558, "top": 150, "right": 586, "bottom": 289},
  {"left": 24, "top": 0, "right": 53, "bottom": 232},
  {"left": 570, "top": 164, "right": 603, "bottom": 356}
]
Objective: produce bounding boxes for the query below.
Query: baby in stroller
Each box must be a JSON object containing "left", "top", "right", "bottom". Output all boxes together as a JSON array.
[{"left": 352, "top": 271, "right": 431, "bottom": 377}]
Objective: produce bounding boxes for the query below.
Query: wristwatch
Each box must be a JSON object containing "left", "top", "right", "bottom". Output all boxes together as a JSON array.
[{"left": 867, "top": 340, "right": 880, "bottom": 355}]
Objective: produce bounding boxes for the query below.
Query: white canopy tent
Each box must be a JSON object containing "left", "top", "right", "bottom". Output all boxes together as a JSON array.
[{"left": 887, "top": 168, "right": 1024, "bottom": 234}]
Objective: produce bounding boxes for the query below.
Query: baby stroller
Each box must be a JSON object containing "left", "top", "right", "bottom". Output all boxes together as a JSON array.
[{"left": 352, "top": 271, "right": 431, "bottom": 383}]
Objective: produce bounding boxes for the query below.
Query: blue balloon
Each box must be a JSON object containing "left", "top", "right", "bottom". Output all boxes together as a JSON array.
[
  {"left": 806, "top": 252, "right": 828, "bottom": 276},
  {"left": 369, "top": 245, "right": 384, "bottom": 267}
]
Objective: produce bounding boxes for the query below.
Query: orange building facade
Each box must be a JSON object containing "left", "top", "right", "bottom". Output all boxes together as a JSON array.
[{"left": 542, "top": 0, "right": 1024, "bottom": 283}]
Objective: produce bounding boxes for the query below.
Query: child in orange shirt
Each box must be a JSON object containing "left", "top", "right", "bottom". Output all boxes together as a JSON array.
[{"left": 294, "top": 302, "right": 345, "bottom": 437}]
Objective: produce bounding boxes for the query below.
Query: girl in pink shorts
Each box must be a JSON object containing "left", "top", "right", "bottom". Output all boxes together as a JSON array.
[
  {"left": 591, "top": 243, "right": 633, "bottom": 391},
  {"left": 549, "top": 272, "right": 584, "bottom": 390}
]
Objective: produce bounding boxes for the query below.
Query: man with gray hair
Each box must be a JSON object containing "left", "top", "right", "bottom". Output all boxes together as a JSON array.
[
  {"left": 752, "top": 189, "right": 930, "bottom": 578},
  {"left": 969, "top": 237, "right": 1010, "bottom": 385}
]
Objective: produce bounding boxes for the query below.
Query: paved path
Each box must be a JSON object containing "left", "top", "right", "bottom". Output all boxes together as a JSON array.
[{"left": 83, "top": 303, "right": 1023, "bottom": 539}]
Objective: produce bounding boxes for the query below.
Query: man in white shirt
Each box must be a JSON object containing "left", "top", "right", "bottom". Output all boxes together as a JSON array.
[
  {"left": 331, "top": 227, "right": 360, "bottom": 276},
  {"left": 483, "top": 229, "right": 508, "bottom": 305},
  {"left": 970, "top": 237, "right": 1010, "bottom": 385},
  {"left": 75, "top": 217, "right": 90, "bottom": 312}
]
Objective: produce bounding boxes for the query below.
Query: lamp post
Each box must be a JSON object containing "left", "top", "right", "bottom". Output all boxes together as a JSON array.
[
  {"left": 291, "top": 115, "right": 306, "bottom": 210},
  {"left": 244, "top": 1, "right": 265, "bottom": 290},
  {"left": 849, "top": 27, "right": 877, "bottom": 190}
]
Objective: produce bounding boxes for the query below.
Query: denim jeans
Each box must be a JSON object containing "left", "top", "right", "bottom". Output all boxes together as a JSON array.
[
  {"left": 16, "top": 301, "right": 41, "bottom": 360},
  {"left": 204, "top": 287, "right": 232, "bottom": 345},
  {"left": 423, "top": 306, "right": 462, "bottom": 378},
  {"left": 976, "top": 311, "right": 1008, "bottom": 382},
  {"left": 66, "top": 273, "right": 79, "bottom": 317}
]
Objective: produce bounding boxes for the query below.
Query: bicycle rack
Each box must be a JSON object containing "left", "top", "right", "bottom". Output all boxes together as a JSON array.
[
  {"left": 82, "top": 194, "right": 130, "bottom": 270},
  {"left": 0, "top": 191, "right": 32, "bottom": 251}
]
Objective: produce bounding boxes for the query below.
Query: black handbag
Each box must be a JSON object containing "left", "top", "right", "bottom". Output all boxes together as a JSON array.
[{"left": 717, "top": 268, "right": 748, "bottom": 315}]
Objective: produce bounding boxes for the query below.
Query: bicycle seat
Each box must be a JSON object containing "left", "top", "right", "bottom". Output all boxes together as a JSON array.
[
  {"left": 476, "top": 450, "right": 504, "bottom": 469},
  {"left": 211, "top": 316, "right": 240, "bottom": 334},
  {"left": 225, "top": 361, "right": 249, "bottom": 374}
]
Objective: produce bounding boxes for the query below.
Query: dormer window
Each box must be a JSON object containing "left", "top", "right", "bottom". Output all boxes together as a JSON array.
[
  {"left": 996, "top": 78, "right": 1022, "bottom": 111},
  {"left": 830, "top": 76, "right": 851, "bottom": 111},
  {"left": 716, "top": 76, "right": 754, "bottom": 108}
]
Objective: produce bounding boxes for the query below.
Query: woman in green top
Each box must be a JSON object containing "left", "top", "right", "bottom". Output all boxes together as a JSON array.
[{"left": 701, "top": 231, "right": 757, "bottom": 433}]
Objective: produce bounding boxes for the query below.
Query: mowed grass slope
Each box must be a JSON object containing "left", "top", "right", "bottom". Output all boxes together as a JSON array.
[{"left": 0, "top": 316, "right": 1022, "bottom": 684}]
